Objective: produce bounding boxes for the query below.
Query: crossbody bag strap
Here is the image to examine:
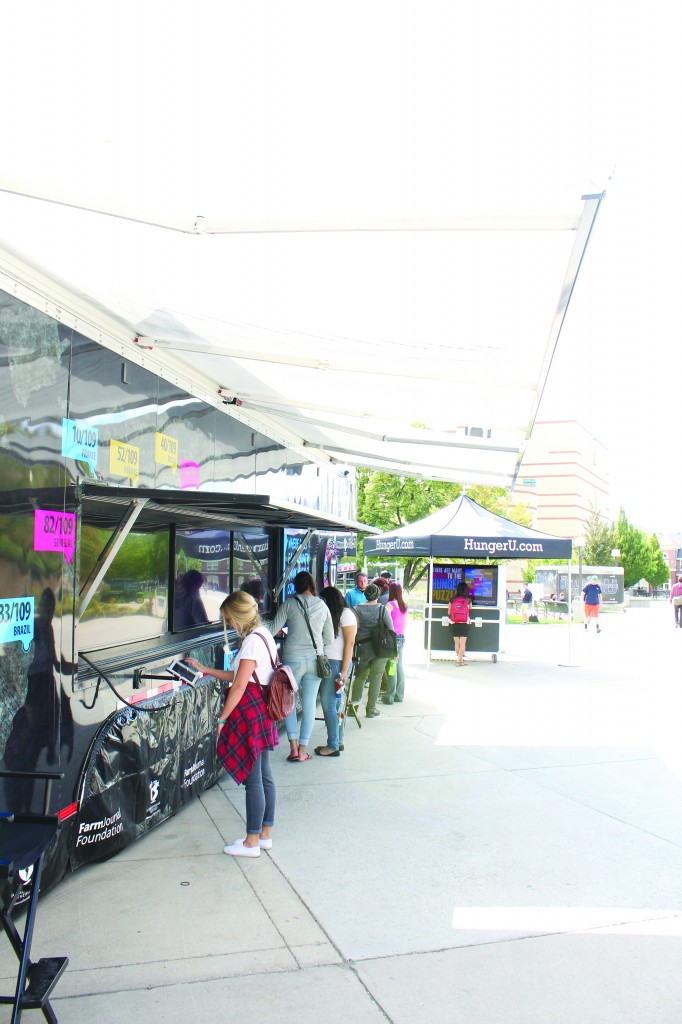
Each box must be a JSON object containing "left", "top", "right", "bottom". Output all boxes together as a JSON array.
[{"left": 293, "top": 595, "right": 322, "bottom": 655}]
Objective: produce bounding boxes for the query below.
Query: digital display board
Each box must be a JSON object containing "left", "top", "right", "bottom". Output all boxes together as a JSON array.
[{"left": 432, "top": 564, "right": 498, "bottom": 607}]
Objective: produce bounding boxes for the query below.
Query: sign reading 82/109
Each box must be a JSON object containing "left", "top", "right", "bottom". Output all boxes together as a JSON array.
[{"left": 109, "top": 440, "right": 140, "bottom": 481}]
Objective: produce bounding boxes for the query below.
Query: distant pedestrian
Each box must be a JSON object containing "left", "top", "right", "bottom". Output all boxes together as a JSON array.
[
  {"left": 582, "top": 575, "right": 603, "bottom": 633},
  {"left": 521, "top": 583, "right": 533, "bottom": 623},
  {"left": 670, "top": 575, "right": 682, "bottom": 628}
]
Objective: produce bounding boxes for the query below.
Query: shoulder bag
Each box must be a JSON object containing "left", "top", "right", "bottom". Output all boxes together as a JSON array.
[{"left": 252, "top": 631, "right": 298, "bottom": 722}]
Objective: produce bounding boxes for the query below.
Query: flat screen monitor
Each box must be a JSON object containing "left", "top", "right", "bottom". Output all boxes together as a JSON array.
[{"left": 432, "top": 564, "right": 498, "bottom": 607}]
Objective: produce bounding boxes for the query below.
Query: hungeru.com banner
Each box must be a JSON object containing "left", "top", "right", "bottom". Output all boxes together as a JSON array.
[{"left": 365, "top": 535, "right": 572, "bottom": 559}]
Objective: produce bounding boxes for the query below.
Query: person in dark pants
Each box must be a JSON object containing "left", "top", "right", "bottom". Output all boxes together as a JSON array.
[
  {"left": 350, "top": 583, "right": 393, "bottom": 718},
  {"left": 521, "top": 583, "right": 533, "bottom": 623}
]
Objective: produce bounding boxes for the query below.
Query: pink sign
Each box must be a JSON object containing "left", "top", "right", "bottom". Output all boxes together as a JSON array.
[
  {"left": 34, "top": 509, "right": 76, "bottom": 564},
  {"left": 180, "top": 460, "right": 201, "bottom": 490}
]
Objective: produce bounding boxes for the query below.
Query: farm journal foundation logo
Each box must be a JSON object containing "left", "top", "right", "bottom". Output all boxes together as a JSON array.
[{"left": 76, "top": 809, "right": 123, "bottom": 847}]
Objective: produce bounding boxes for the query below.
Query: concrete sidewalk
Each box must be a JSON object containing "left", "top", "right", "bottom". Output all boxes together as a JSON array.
[{"left": 3, "top": 602, "right": 682, "bottom": 1023}]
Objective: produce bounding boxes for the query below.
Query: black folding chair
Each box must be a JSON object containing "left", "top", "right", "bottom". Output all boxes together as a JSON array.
[{"left": 0, "top": 770, "right": 67, "bottom": 1024}]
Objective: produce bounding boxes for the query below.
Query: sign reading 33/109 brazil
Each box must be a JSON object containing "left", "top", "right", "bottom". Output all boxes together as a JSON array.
[
  {"left": 62, "top": 418, "right": 98, "bottom": 468},
  {"left": 0, "top": 597, "right": 34, "bottom": 652}
]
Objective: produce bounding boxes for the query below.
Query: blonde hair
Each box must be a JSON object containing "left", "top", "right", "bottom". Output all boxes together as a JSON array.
[{"left": 221, "top": 590, "right": 261, "bottom": 641}]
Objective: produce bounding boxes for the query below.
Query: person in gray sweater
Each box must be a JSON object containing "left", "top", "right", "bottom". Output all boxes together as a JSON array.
[{"left": 265, "top": 571, "right": 333, "bottom": 761}]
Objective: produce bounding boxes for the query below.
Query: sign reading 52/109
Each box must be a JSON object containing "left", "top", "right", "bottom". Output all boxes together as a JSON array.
[{"left": 109, "top": 440, "right": 140, "bottom": 481}]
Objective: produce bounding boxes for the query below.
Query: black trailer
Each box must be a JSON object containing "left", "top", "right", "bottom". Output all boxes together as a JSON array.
[{"left": 0, "top": 288, "right": 362, "bottom": 897}]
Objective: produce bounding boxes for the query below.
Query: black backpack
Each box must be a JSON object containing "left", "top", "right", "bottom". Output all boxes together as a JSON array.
[{"left": 370, "top": 611, "right": 398, "bottom": 659}]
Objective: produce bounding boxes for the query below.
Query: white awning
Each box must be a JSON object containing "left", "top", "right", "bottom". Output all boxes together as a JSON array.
[{"left": 0, "top": 3, "right": 604, "bottom": 489}]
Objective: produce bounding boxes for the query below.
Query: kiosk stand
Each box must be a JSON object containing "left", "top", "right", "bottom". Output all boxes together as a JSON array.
[{"left": 424, "top": 561, "right": 506, "bottom": 664}]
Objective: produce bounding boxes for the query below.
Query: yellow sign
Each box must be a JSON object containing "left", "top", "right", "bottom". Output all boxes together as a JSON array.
[
  {"left": 110, "top": 440, "right": 140, "bottom": 483},
  {"left": 155, "top": 431, "right": 179, "bottom": 470}
]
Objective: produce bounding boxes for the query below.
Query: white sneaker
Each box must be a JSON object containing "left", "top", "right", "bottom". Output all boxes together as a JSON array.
[
  {"left": 236, "top": 835, "right": 272, "bottom": 850},
  {"left": 223, "top": 840, "right": 260, "bottom": 858}
]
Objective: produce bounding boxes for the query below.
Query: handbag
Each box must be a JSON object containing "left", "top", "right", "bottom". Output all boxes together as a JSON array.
[
  {"left": 293, "top": 596, "right": 332, "bottom": 677},
  {"left": 252, "top": 632, "right": 298, "bottom": 722},
  {"left": 673, "top": 596, "right": 682, "bottom": 607}
]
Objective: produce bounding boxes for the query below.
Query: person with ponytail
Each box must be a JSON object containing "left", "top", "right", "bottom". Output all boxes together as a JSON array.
[{"left": 187, "top": 590, "right": 278, "bottom": 858}]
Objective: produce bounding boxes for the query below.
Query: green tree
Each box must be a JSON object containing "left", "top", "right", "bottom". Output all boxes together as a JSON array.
[
  {"left": 646, "top": 533, "right": 670, "bottom": 589},
  {"left": 357, "top": 472, "right": 531, "bottom": 591},
  {"left": 582, "top": 507, "right": 618, "bottom": 567},
  {"left": 614, "top": 509, "right": 651, "bottom": 588}
]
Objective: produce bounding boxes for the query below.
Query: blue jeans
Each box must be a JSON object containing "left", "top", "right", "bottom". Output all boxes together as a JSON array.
[
  {"left": 284, "top": 656, "right": 322, "bottom": 746},
  {"left": 244, "top": 750, "right": 275, "bottom": 834},
  {"left": 382, "top": 635, "right": 405, "bottom": 702},
  {"left": 319, "top": 658, "right": 342, "bottom": 750}
]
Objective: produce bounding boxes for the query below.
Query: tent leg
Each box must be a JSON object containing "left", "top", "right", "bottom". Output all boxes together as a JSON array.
[
  {"left": 426, "top": 557, "right": 433, "bottom": 669},
  {"left": 559, "top": 558, "right": 580, "bottom": 667}
]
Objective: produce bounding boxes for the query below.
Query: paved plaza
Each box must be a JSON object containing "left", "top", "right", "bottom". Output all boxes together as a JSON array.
[{"left": 2, "top": 601, "right": 682, "bottom": 1023}]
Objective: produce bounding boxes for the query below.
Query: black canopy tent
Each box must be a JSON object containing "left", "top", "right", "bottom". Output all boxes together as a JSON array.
[
  {"left": 364, "top": 495, "right": 574, "bottom": 663},
  {"left": 363, "top": 495, "right": 573, "bottom": 560}
]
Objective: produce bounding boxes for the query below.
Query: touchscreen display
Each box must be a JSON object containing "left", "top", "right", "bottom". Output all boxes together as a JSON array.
[{"left": 168, "top": 658, "right": 201, "bottom": 684}]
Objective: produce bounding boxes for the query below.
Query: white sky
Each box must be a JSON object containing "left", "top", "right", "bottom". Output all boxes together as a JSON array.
[{"left": 2, "top": 1, "right": 681, "bottom": 531}]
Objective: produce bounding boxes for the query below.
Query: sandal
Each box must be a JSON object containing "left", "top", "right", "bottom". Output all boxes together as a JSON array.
[
  {"left": 286, "top": 752, "right": 300, "bottom": 762},
  {"left": 314, "top": 746, "right": 340, "bottom": 757},
  {"left": 296, "top": 753, "right": 312, "bottom": 761}
]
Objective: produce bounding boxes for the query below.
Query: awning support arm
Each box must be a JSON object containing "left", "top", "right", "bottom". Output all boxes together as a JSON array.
[
  {"left": 78, "top": 499, "right": 149, "bottom": 617},
  {"left": 273, "top": 529, "right": 314, "bottom": 600}
]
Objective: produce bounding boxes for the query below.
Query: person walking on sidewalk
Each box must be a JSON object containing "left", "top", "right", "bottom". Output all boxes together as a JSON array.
[
  {"left": 670, "top": 575, "right": 682, "bottom": 628},
  {"left": 350, "top": 583, "right": 393, "bottom": 718},
  {"left": 521, "top": 583, "right": 533, "bottom": 623},
  {"left": 187, "top": 591, "right": 278, "bottom": 859},
  {"left": 582, "top": 575, "right": 603, "bottom": 633}
]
